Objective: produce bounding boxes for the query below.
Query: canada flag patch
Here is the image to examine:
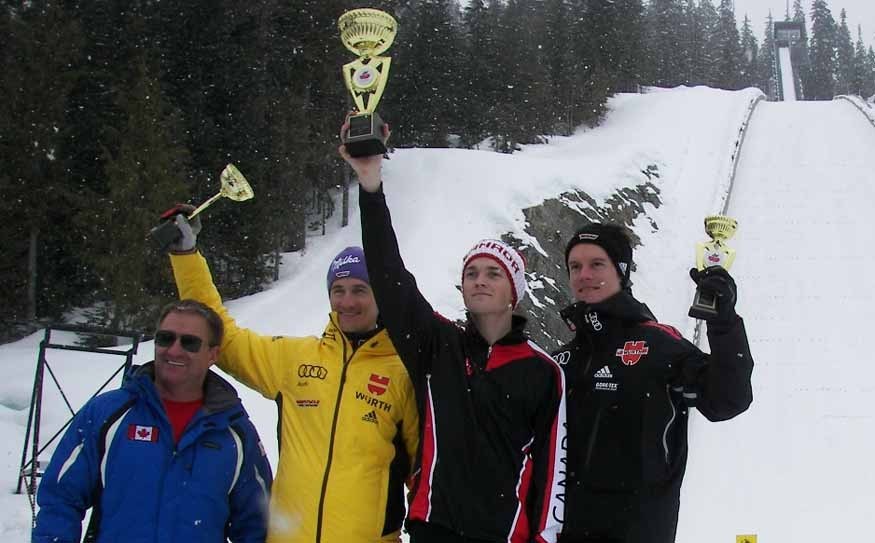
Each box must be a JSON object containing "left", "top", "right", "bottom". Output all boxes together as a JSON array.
[
  {"left": 616, "top": 341, "right": 649, "bottom": 366},
  {"left": 127, "top": 424, "right": 159, "bottom": 442},
  {"left": 368, "top": 374, "right": 390, "bottom": 396}
]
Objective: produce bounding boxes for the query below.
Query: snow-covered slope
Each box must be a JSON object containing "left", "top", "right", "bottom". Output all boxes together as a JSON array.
[
  {"left": 679, "top": 98, "right": 875, "bottom": 542},
  {"left": 4, "top": 87, "right": 873, "bottom": 543}
]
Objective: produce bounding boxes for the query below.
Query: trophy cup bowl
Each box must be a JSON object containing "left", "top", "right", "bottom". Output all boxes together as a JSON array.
[
  {"left": 188, "top": 164, "right": 254, "bottom": 219},
  {"left": 339, "top": 9, "right": 397, "bottom": 58},
  {"left": 339, "top": 9, "right": 398, "bottom": 157},
  {"left": 150, "top": 164, "right": 254, "bottom": 251},
  {"left": 703, "top": 215, "right": 738, "bottom": 243}
]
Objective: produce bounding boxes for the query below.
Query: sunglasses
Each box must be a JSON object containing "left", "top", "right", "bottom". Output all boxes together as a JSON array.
[{"left": 154, "top": 330, "right": 205, "bottom": 353}]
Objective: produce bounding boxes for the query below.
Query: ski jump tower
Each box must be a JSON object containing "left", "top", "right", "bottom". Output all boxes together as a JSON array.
[{"left": 774, "top": 21, "right": 806, "bottom": 101}]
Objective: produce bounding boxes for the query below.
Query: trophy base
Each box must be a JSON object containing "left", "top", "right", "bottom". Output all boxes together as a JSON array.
[
  {"left": 688, "top": 287, "right": 719, "bottom": 320},
  {"left": 344, "top": 112, "right": 387, "bottom": 157}
]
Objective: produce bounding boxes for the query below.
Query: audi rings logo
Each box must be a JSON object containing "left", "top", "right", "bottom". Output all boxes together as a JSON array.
[
  {"left": 298, "top": 364, "right": 328, "bottom": 380},
  {"left": 554, "top": 351, "right": 572, "bottom": 366}
]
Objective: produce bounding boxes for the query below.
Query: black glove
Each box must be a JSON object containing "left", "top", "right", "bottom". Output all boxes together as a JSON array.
[
  {"left": 150, "top": 204, "right": 201, "bottom": 253},
  {"left": 689, "top": 266, "right": 737, "bottom": 325}
]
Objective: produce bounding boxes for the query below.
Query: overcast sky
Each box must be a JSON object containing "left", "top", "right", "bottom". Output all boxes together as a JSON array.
[{"left": 733, "top": 0, "right": 875, "bottom": 44}]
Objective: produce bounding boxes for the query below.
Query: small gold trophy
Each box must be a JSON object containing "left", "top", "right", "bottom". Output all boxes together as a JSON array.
[
  {"left": 688, "top": 215, "right": 738, "bottom": 320},
  {"left": 150, "top": 164, "right": 254, "bottom": 251},
  {"left": 338, "top": 8, "right": 398, "bottom": 157},
  {"left": 187, "top": 164, "right": 254, "bottom": 219}
]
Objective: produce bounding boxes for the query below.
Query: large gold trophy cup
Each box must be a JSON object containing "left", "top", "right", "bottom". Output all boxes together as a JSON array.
[
  {"left": 338, "top": 8, "right": 397, "bottom": 157},
  {"left": 688, "top": 215, "right": 738, "bottom": 320}
]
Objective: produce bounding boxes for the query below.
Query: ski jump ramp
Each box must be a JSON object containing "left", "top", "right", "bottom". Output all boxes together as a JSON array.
[
  {"left": 677, "top": 99, "right": 875, "bottom": 541},
  {"left": 778, "top": 47, "right": 796, "bottom": 101}
]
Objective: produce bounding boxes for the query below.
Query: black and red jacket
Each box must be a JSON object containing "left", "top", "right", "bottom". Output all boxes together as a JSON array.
[
  {"left": 360, "top": 186, "right": 567, "bottom": 543},
  {"left": 553, "top": 291, "right": 753, "bottom": 543}
]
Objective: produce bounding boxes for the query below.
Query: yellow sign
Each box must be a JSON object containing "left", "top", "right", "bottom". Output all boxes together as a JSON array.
[{"left": 736, "top": 535, "right": 757, "bottom": 543}]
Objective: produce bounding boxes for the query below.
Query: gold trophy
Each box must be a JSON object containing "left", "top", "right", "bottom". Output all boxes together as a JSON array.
[
  {"left": 688, "top": 215, "right": 738, "bottom": 320},
  {"left": 150, "top": 164, "right": 254, "bottom": 251},
  {"left": 338, "top": 8, "right": 397, "bottom": 157},
  {"left": 187, "top": 164, "right": 253, "bottom": 218}
]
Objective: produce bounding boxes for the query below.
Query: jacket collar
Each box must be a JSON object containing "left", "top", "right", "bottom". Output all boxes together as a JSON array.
[
  {"left": 324, "top": 312, "right": 397, "bottom": 357},
  {"left": 463, "top": 313, "right": 528, "bottom": 346},
  {"left": 561, "top": 291, "right": 655, "bottom": 338},
  {"left": 127, "top": 362, "right": 242, "bottom": 415}
]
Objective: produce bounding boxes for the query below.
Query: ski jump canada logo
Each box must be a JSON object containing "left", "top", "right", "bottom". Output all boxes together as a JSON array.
[{"left": 616, "top": 341, "right": 649, "bottom": 366}]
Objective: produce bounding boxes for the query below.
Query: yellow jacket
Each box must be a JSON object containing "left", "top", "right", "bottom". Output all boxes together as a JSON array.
[{"left": 171, "top": 252, "right": 419, "bottom": 543}]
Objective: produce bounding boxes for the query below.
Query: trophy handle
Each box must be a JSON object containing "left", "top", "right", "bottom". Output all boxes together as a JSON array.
[{"left": 187, "top": 193, "right": 223, "bottom": 219}]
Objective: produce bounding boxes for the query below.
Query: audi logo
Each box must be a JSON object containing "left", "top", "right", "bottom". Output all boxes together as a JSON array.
[
  {"left": 298, "top": 364, "right": 328, "bottom": 379},
  {"left": 554, "top": 351, "right": 571, "bottom": 366}
]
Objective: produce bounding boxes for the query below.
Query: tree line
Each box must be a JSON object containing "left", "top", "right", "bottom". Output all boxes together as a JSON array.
[{"left": 2, "top": 0, "right": 873, "bottom": 341}]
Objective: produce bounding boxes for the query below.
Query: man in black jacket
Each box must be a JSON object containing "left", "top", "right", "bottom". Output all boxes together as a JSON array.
[
  {"left": 340, "top": 133, "right": 567, "bottom": 543},
  {"left": 554, "top": 223, "right": 753, "bottom": 543}
]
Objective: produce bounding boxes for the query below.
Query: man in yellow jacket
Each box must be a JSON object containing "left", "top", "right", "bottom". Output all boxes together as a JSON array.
[{"left": 165, "top": 210, "right": 418, "bottom": 543}]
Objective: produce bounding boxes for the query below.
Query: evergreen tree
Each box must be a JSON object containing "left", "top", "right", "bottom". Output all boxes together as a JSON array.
[
  {"left": 712, "top": 0, "right": 743, "bottom": 90},
  {"left": 739, "top": 14, "right": 760, "bottom": 90},
  {"left": 270, "top": 1, "right": 318, "bottom": 252},
  {"left": 561, "top": 1, "right": 616, "bottom": 131},
  {"left": 791, "top": 0, "right": 808, "bottom": 39},
  {"left": 644, "top": 0, "right": 687, "bottom": 87},
  {"left": 489, "top": 0, "right": 552, "bottom": 151},
  {"left": 834, "top": 9, "right": 855, "bottom": 95},
  {"left": 612, "top": 0, "right": 646, "bottom": 92},
  {"left": 850, "top": 26, "right": 871, "bottom": 97},
  {"left": 808, "top": 0, "right": 838, "bottom": 100},
  {"left": 390, "top": 0, "right": 465, "bottom": 147},
  {"left": 84, "top": 57, "right": 190, "bottom": 331},
  {"left": 702, "top": 0, "right": 724, "bottom": 86},
  {"left": 685, "top": 0, "right": 716, "bottom": 86},
  {"left": 584, "top": 0, "right": 630, "bottom": 94},
  {"left": 757, "top": 12, "right": 778, "bottom": 98},
  {"left": 0, "top": 2, "right": 84, "bottom": 326},
  {"left": 293, "top": 0, "right": 371, "bottom": 236},
  {"left": 542, "top": 0, "right": 577, "bottom": 134},
  {"left": 228, "top": 0, "right": 313, "bottom": 261},
  {"left": 791, "top": 0, "right": 812, "bottom": 97},
  {"left": 459, "top": 0, "right": 505, "bottom": 146},
  {"left": 867, "top": 46, "right": 875, "bottom": 99}
]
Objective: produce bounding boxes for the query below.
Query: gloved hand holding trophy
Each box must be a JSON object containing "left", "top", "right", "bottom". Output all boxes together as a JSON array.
[
  {"left": 150, "top": 164, "right": 254, "bottom": 253},
  {"left": 688, "top": 215, "right": 739, "bottom": 323}
]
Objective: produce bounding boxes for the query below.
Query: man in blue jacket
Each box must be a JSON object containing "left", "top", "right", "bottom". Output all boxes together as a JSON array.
[{"left": 33, "top": 299, "right": 273, "bottom": 543}]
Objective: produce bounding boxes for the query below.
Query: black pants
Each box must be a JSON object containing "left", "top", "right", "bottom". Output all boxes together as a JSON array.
[
  {"left": 407, "top": 521, "right": 500, "bottom": 543},
  {"left": 559, "top": 537, "right": 624, "bottom": 543},
  {"left": 560, "top": 481, "right": 681, "bottom": 543}
]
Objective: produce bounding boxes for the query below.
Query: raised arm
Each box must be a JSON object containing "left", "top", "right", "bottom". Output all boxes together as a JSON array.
[
  {"left": 681, "top": 267, "right": 754, "bottom": 420},
  {"left": 170, "top": 250, "right": 294, "bottom": 399},
  {"left": 695, "top": 317, "right": 754, "bottom": 420},
  {"left": 340, "top": 136, "right": 441, "bottom": 381}
]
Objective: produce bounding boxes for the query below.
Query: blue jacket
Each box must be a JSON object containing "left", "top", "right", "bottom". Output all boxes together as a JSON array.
[{"left": 33, "top": 363, "right": 273, "bottom": 543}]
